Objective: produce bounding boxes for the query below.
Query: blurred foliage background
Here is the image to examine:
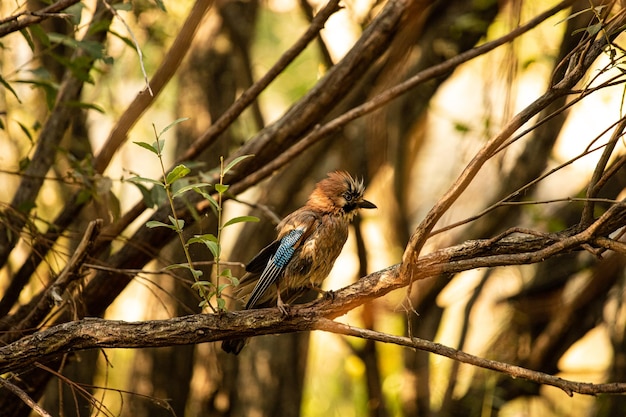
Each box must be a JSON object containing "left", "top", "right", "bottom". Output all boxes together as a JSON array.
[{"left": 1, "top": 0, "right": 626, "bottom": 416}]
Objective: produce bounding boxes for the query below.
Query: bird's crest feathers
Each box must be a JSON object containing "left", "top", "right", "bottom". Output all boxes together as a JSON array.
[{"left": 307, "top": 171, "right": 372, "bottom": 215}]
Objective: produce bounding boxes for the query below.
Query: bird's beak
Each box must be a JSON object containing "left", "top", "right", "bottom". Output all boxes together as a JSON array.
[{"left": 358, "top": 199, "right": 377, "bottom": 209}]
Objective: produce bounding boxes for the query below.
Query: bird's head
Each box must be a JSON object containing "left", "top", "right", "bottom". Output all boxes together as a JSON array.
[{"left": 308, "top": 171, "right": 377, "bottom": 218}]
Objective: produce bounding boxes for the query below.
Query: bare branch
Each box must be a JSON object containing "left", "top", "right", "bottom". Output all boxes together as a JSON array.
[
  {"left": 314, "top": 319, "right": 626, "bottom": 397},
  {"left": 1, "top": 219, "right": 103, "bottom": 345},
  {"left": 3, "top": 213, "right": 626, "bottom": 381},
  {"left": 226, "top": 0, "right": 578, "bottom": 199},
  {"left": 0, "top": 0, "right": 80, "bottom": 37},
  {"left": 400, "top": 3, "right": 626, "bottom": 280},
  {"left": 93, "top": 0, "right": 215, "bottom": 174},
  {"left": 0, "top": 377, "right": 53, "bottom": 417}
]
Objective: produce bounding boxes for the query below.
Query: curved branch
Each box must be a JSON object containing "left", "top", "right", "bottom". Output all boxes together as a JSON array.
[
  {"left": 400, "top": 0, "right": 626, "bottom": 278},
  {"left": 0, "top": 0, "right": 80, "bottom": 38},
  {"left": 314, "top": 319, "right": 626, "bottom": 397},
  {"left": 93, "top": 0, "right": 214, "bottom": 173},
  {"left": 2, "top": 213, "right": 625, "bottom": 380}
]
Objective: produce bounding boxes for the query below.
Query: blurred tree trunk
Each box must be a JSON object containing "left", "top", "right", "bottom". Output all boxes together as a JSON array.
[{"left": 357, "top": 0, "right": 501, "bottom": 415}]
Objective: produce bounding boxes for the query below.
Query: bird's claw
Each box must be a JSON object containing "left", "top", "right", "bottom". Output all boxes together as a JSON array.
[
  {"left": 277, "top": 299, "right": 291, "bottom": 316},
  {"left": 323, "top": 289, "right": 335, "bottom": 301}
]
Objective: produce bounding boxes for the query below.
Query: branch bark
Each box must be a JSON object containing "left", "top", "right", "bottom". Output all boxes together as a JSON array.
[
  {"left": 0, "top": 0, "right": 80, "bottom": 37},
  {"left": 3, "top": 216, "right": 626, "bottom": 389}
]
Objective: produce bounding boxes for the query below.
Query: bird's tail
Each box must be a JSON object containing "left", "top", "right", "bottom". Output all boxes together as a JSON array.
[{"left": 221, "top": 338, "right": 247, "bottom": 355}]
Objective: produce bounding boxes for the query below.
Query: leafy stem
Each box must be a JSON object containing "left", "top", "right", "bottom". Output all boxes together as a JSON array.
[{"left": 131, "top": 119, "right": 258, "bottom": 313}]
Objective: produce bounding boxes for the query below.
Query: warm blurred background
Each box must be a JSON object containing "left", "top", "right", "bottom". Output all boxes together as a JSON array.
[{"left": 1, "top": 0, "right": 626, "bottom": 416}]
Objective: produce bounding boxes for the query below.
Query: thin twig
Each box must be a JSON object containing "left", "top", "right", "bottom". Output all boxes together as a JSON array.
[
  {"left": 0, "top": 0, "right": 80, "bottom": 37},
  {"left": 176, "top": 0, "right": 342, "bottom": 164},
  {"left": 0, "top": 377, "right": 53, "bottom": 417},
  {"left": 101, "top": 0, "right": 153, "bottom": 96},
  {"left": 581, "top": 116, "right": 626, "bottom": 224},
  {"left": 226, "top": 0, "right": 576, "bottom": 199},
  {"left": 1, "top": 219, "right": 102, "bottom": 345},
  {"left": 93, "top": 0, "right": 215, "bottom": 174},
  {"left": 313, "top": 319, "right": 626, "bottom": 397}
]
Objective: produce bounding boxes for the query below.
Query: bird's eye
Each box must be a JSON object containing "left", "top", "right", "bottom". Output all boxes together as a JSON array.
[{"left": 344, "top": 192, "right": 354, "bottom": 202}]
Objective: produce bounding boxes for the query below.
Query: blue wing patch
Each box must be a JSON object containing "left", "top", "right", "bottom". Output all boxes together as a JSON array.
[{"left": 245, "top": 228, "right": 305, "bottom": 309}]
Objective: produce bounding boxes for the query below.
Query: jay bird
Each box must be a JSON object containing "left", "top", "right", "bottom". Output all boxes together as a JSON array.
[{"left": 221, "top": 171, "right": 376, "bottom": 354}]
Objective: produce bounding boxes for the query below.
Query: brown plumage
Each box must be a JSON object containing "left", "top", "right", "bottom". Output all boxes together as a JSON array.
[{"left": 221, "top": 171, "right": 376, "bottom": 354}]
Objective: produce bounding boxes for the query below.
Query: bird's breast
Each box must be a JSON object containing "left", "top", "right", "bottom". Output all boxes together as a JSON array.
[{"left": 283, "top": 215, "right": 349, "bottom": 288}]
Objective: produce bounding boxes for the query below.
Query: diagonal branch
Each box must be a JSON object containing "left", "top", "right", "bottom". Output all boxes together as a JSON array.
[
  {"left": 0, "top": 377, "right": 52, "bottom": 417},
  {"left": 313, "top": 319, "right": 626, "bottom": 397},
  {"left": 400, "top": 3, "right": 626, "bottom": 280},
  {"left": 0, "top": 0, "right": 80, "bottom": 37},
  {"left": 2, "top": 211, "right": 626, "bottom": 378}
]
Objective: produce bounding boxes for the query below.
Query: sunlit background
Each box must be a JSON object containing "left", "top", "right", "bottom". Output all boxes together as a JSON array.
[{"left": 1, "top": 0, "right": 625, "bottom": 416}]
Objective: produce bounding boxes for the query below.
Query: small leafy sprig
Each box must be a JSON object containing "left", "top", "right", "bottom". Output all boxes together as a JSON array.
[
  {"left": 187, "top": 156, "right": 258, "bottom": 311},
  {"left": 129, "top": 118, "right": 257, "bottom": 312}
]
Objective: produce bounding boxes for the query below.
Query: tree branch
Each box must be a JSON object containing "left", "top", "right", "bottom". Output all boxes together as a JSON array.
[
  {"left": 3, "top": 216, "right": 625, "bottom": 385},
  {"left": 0, "top": 378, "right": 52, "bottom": 417},
  {"left": 400, "top": 0, "right": 625, "bottom": 279},
  {"left": 0, "top": 0, "right": 80, "bottom": 38},
  {"left": 314, "top": 319, "right": 626, "bottom": 397}
]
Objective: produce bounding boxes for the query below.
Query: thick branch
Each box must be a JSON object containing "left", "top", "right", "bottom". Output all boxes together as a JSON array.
[{"left": 2, "top": 218, "right": 625, "bottom": 376}]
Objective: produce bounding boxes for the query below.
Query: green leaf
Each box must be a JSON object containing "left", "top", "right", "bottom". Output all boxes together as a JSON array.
[
  {"left": 215, "top": 183, "right": 229, "bottom": 194},
  {"left": 555, "top": 5, "right": 606, "bottom": 26},
  {"left": 217, "top": 297, "right": 226, "bottom": 311},
  {"left": 19, "top": 28, "right": 35, "bottom": 52},
  {"left": 64, "top": 2, "right": 85, "bottom": 25},
  {"left": 28, "top": 25, "right": 50, "bottom": 48},
  {"left": 15, "top": 75, "right": 58, "bottom": 110},
  {"left": 108, "top": 30, "right": 136, "bottom": 49},
  {"left": 151, "top": 185, "right": 167, "bottom": 206},
  {"left": 158, "top": 117, "right": 189, "bottom": 137},
  {"left": 193, "top": 187, "right": 219, "bottom": 209},
  {"left": 65, "top": 100, "right": 106, "bottom": 113},
  {"left": 113, "top": 2, "right": 133, "bottom": 11},
  {"left": 191, "top": 281, "right": 212, "bottom": 290},
  {"left": 146, "top": 220, "right": 175, "bottom": 230},
  {"left": 223, "top": 154, "right": 254, "bottom": 176},
  {"left": 87, "top": 19, "right": 113, "bottom": 36},
  {"left": 188, "top": 233, "right": 217, "bottom": 244},
  {"left": 126, "top": 175, "right": 164, "bottom": 188},
  {"left": 47, "top": 33, "right": 105, "bottom": 59},
  {"left": 17, "top": 200, "right": 36, "bottom": 213},
  {"left": 188, "top": 233, "right": 220, "bottom": 258},
  {"left": 223, "top": 215, "right": 260, "bottom": 228},
  {"left": 133, "top": 141, "right": 158, "bottom": 155},
  {"left": 0, "top": 75, "right": 21, "bottom": 102},
  {"left": 130, "top": 181, "right": 156, "bottom": 208},
  {"left": 18, "top": 157, "right": 30, "bottom": 172},
  {"left": 168, "top": 215, "right": 184, "bottom": 230},
  {"left": 153, "top": 0, "right": 167, "bottom": 12},
  {"left": 171, "top": 182, "right": 212, "bottom": 199},
  {"left": 166, "top": 164, "right": 190, "bottom": 185},
  {"left": 16, "top": 121, "right": 33, "bottom": 143},
  {"left": 76, "top": 188, "right": 93, "bottom": 205},
  {"left": 164, "top": 263, "right": 191, "bottom": 270}
]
